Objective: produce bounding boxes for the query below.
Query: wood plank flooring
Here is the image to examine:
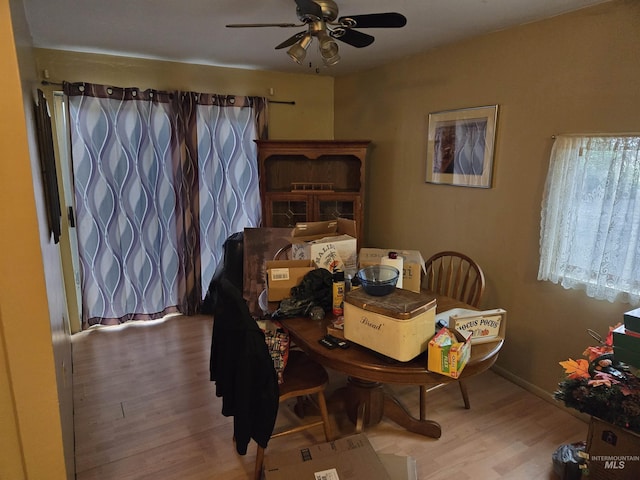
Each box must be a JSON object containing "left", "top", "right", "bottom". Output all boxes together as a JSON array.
[{"left": 72, "top": 314, "right": 587, "bottom": 479}]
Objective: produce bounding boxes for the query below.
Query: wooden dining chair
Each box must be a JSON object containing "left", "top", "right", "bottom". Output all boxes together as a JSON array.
[
  {"left": 424, "top": 251, "right": 486, "bottom": 308},
  {"left": 209, "top": 236, "right": 333, "bottom": 480},
  {"left": 254, "top": 349, "right": 333, "bottom": 480},
  {"left": 420, "top": 251, "right": 486, "bottom": 418}
]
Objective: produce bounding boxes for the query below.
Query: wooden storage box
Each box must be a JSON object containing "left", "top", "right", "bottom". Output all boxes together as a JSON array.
[{"left": 343, "top": 288, "right": 436, "bottom": 362}]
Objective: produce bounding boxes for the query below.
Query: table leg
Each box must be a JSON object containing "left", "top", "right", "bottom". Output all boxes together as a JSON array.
[
  {"left": 342, "top": 377, "right": 442, "bottom": 439},
  {"left": 344, "top": 377, "right": 385, "bottom": 426},
  {"left": 383, "top": 393, "right": 441, "bottom": 438}
]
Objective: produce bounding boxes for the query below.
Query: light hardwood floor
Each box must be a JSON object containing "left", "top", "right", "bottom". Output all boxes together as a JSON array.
[{"left": 72, "top": 314, "right": 587, "bottom": 479}]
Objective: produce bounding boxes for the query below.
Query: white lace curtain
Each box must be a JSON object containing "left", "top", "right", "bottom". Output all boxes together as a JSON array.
[{"left": 538, "top": 135, "right": 640, "bottom": 305}]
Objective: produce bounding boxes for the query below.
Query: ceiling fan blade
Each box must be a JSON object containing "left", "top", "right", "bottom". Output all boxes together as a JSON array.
[
  {"left": 274, "top": 31, "right": 307, "bottom": 50},
  {"left": 295, "top": 0, "right": 323, "bottom": 20},
  {"left": 226, "top": 23, "right": 300, "bottom": 28},
  {"left": 331, "top": 29, "right": 375, "bottom": 48},
  {"left": 338, "top": 12, "right": 407, "bottom": 29}
]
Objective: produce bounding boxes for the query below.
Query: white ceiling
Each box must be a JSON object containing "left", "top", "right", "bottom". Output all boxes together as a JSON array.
[{"left": 21, "top": 0, "right": 611, "bottom": 76}]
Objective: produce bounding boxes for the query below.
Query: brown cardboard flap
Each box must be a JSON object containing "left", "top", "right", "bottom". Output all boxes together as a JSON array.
[
  {"left": 336, "top": 217, "right": 357, "bottom": 238},
  {"left": 291, "top": 220, "right": 338, "bottom": 242},
  {"left": 265, "top": 259, "right": 314, "bottom": 271},
  {"left": 291, "top": 218, "right": 357, "bottom": 243}
]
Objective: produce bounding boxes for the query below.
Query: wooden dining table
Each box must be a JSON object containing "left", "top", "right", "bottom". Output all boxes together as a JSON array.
[{"left": 277, "top": 291, "right": 504, "bottom": 439}]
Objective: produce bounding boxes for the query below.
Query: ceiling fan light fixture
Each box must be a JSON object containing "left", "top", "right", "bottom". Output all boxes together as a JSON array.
[
  {"left": 287, "top": 34, "right": 312, "bottom": 64},
  {"left": 317, "top": 30, "right": 340, "bottom": 66},
  {"left": 321, "top": 50, "right": 340, "bottom": 66},
  {"left": 227, "top": 2, "right": 408, "bottom": 70}
]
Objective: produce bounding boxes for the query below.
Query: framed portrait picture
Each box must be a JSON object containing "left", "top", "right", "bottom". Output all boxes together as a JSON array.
[{"left": 425, "top": 105, "right": 498, "bottom": 188}]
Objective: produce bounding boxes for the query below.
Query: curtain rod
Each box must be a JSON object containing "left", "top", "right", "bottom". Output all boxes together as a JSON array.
[
  {"left": 40, "top": 80, "right": 295, "bottom": 105},
  {"left": 552, "top": 133, "right": 640, "bottom": 139}
]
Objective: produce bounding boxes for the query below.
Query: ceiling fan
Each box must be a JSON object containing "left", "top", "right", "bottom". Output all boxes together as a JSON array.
[{"left": 226, "top": 0, "right": 407, "bottom": 67}]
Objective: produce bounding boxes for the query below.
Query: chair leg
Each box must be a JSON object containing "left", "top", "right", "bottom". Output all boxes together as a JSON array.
[
  {"left": 419, "top": 385, "right": 427, "bottom": 421},
  {"left": 293, "top": 395, "right": 306, "bottom": 418},
  {"left": 316, "top": 390, "right": 333, "bottom": 441},
  {"left": 254, "top": 445, "right": 265, "bottom": 480},
  {"left": 458, "top": 380, "right": 471, "bottom": 409}
]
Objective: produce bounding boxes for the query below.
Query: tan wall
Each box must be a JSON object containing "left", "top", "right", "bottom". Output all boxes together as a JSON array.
[
  {"left": 34, "top": 49, "right": 335, "bottom": 140},
  {"left": 3, "top": 1, "right": 637, "bottom": 477},
  {"left": 1, "top": 0, "right": 69, "bottom": 478},
  {"left": 334, "top": 0, "right": 640, "bottom": 396}
]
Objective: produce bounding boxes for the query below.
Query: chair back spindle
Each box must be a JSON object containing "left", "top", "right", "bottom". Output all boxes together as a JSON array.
[{"left": 424, "top": 251, "right": 485, "bottom": 308}]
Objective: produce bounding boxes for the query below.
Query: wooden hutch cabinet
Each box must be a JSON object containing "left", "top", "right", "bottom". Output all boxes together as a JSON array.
[{"left": 256, "top": 140, "right": 370, "bottom": 245}]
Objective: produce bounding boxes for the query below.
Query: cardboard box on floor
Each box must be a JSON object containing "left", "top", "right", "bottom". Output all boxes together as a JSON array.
[
  {"left": 265, "top": 259, "right": 316, "bottom": 302},
  {"left": 358, "top": 248, "right": 426, "bottom": 293},
  {"left": 290, "top": 218, "right": 357, "bottom": 272},
  {"left": 378, "top": 453, "right": 418, "bottom": 480},
  {"left": 264, "top": 434, "right": 392, "bottom": 480},
  {"left": 586, "top": 416, "right": 640, "bottom": 479}
]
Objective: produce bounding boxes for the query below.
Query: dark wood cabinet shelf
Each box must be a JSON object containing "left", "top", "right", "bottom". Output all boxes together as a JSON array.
[{"left": 257, "top": 140, "right": 370, "bottom": 245}]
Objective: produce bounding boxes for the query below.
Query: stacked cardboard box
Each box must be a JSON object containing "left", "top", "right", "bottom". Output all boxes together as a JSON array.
[
  {"left": 265, "top": 259, "right": 315, "bottom": 302},
  {"left": 290, "top": 218, "right": 357, "bottom": 272}
]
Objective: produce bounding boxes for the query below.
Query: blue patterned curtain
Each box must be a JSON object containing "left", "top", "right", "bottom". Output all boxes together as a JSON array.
[
  {"left": 64, "top": 83, "right": 267, "bottom": 328},
  {"left": 192, "top": 93, "right": 268, "bottom": 295},
  {"left": 65, "top": 83, "right": 185, "bottom": 327}
]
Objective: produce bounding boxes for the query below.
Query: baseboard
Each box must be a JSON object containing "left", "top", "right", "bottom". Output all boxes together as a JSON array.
[{"left": 490, "top": 365, "right": 590, "bottom": 425}]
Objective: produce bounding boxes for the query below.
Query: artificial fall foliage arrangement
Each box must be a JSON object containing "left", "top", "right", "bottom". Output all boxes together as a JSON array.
[{"left": 554, "top": 324, "right": 640, "bottom": 434}]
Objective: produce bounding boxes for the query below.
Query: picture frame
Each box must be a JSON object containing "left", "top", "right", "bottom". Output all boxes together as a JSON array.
[{"left": 425, "top": 105, "right": 498, "bottom": 188}]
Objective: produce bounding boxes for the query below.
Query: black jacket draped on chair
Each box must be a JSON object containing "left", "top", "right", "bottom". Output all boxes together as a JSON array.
[{"left": 209, "top": 277, "right": 279, "bottom": 455}]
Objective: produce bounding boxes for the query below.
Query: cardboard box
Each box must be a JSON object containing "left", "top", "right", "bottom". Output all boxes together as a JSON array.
[
  {"left": 290, "top": 218, "right": 357, "bottom": 272},
  {"left": 623, "top": 307, "right": 640, "bottom": 334},
  {"left": 447, "top": 308, "right": 507, "bottom": 344},
  {"left": 243, "top": 227, "right": 293, "bottom": 316},
  {"left": 265, "top": 259, "right": 315, "bottom": 302},
  {"left": 427, "top": 327, "right": 471, "bottom": 378},
  {"left": 358, "top": 248, "right": 426, "bottom": 293},
  {"left": 585, "top": 416, "right": 640, "bottom": 480},
  {"left": 378, "top": 454, "right": 417, "bottom": 480},
  {"left": 264, "top": 434, "right": 392, "bottom": 480},
  {"left": 343, "top": 288, "right": 437, "bottom": 362}
]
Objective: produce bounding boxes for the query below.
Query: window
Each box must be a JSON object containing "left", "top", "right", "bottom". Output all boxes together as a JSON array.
[{"left": 538, "top": 135, "right": 640, "bottom": 305}]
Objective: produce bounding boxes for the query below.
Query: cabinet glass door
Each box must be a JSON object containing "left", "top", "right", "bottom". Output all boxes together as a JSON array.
[
  {"left": 317, "top": 198, "right": 356, "bottom": 222},
  {"left": 270, "top": 198, "right": 309, "bottom": 227}
]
